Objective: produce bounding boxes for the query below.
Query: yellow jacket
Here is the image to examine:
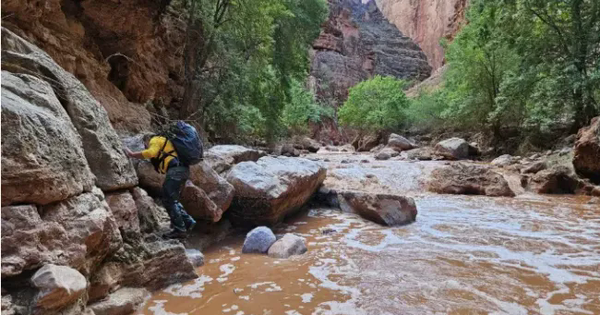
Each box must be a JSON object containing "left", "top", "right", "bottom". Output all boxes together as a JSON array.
[{"left": 142, "top": 136, "right": 178, "bottom": 174}]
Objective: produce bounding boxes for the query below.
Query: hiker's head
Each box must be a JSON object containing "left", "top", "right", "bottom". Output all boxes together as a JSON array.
[{"left": 142, "top": 133, "right": 154, "bottom": 148}]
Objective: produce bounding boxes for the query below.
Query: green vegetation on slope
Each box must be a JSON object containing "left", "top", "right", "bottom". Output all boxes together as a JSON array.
[
  {"left": 409, "top": 0, "right": 599, "bottom": 146},
  {"left": 339, "top": 76, "right": 410, "bottom": 133}
]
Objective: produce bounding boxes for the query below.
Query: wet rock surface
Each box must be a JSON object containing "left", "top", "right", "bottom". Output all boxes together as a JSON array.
[
  {"left": 338, "top": 191, "right": 418, "bottom": 225},
  {"left": 268, "top": 234, "right": 308, "bottom": 259},
  {"left": 428, "top": 163, "right": 515, "bottom": 197},
  {"left": 242, "top": 227, "right": 277, "bottom": 254},
  {"left": 226, "top": 157, "right": 327, "bottom": 226}
]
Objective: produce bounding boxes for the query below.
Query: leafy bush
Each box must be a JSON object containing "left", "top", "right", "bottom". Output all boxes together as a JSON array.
[
  {"left": 338, "top": 76, "right": 409, "bottom": 132},
  {"left": 282, "top": 80, "right": 334, "bottom": 135}
]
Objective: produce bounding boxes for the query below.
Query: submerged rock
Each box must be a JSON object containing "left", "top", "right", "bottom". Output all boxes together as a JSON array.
[
  {"left": 573, "top": 116, "right": 600, "bottom": 184},
  {"left": 185, "top": 249, "right": 205, "bottom": 267},
  {"left": 338, "top": 191, "right": 418, "bottom": 226},
  {"left": 242, "top": 227, "right": 276, "bottom": 254},
  {"left": 434, "top": 138, "right": 469, "bottom": 160},
  {"left": 88, "top": 287, "right": 149, "bottom": 315},
  {"left": 268, "top": 234, "right": 308, "bottom": 259},
  {"left": 31, "top": 264, "right": 87, "bottom": 311},
  {"left": 428, "top": 163, "right": 515, "bottom": 197},
  {"left": 226, "top": 157, "right": 326, "bottom": 226}
]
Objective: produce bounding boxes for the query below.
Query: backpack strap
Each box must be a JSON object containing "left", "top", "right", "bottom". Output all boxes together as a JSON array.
[{"left": 150, "top": 136, "right": 177, "bottom": 173}]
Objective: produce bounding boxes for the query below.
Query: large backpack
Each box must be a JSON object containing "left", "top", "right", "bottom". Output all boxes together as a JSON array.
[{"left": 161, "top": 121, "right": 203, "bottom": 166}]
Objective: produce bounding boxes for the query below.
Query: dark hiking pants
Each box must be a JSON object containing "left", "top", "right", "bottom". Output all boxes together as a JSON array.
[{"left": 162, "top": 164, "right": 195, "bottom": 232}]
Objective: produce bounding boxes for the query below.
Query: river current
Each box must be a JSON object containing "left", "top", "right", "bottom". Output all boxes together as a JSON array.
[{"left": 138, "top": 193, "right": 599, "bottom": 315}]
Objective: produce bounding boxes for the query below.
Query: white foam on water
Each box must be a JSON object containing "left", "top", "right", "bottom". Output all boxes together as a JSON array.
[
  {"left": 301, "top": 293, "right": 313, "bottom": 303},
  {"left": 217, "top": 263, "right": 236, "bottom": 282},
  {"left": 163, "top": 275, "right": 213, "bottom": 299},
  {"left": 147, "top": 300, "right": 187, "bottom": 315}
]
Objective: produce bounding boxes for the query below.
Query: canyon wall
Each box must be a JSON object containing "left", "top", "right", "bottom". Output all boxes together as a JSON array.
[
  {"left": 309, "top": 0, "right": 431, "bottom": 142},
  {"left": 1, "top": 0, "right": 189, "bottom": 132},
  {"left": 376, "top": 0, "right": 468, "bottom": 70}
]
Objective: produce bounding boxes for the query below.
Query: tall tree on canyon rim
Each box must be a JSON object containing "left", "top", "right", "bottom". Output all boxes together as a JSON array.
[{"left": 179, "top": 0, "right": 327, "bottom": 142}]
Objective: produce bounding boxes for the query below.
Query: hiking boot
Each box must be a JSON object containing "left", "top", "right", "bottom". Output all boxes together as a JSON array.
[
  {"left": 186, "top": 219, "right": 197, "bottom": 232},
  {"left": 163, "top": 229, "right": 187, "bottom": 239}
]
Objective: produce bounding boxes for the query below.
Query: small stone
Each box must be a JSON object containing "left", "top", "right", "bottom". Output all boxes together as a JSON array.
[
  {"left": 186, "top": 249, "right": 205, "bottom": 267},
  {"left": 31, "top": 264, "right": 87, "bottom": 310},
  {"left": 242, "top": 227, "right": 276, "bottom": 254},
  {"left": 267, "top": 234, "right": 307, "bottom": 259}
]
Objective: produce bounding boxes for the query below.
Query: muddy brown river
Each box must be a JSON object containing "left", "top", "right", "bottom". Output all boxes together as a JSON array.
[{"left": 138, "top": 193, "right": 599, "bottom": 315}]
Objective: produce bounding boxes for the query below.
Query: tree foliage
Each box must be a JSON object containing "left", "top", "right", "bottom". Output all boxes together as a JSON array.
[
  {"left": 409, "top": 0, "right": 600, "bottom": 143},
  {"left": 180, "top": 0, "right": 328, "bottom": 142},
  {"left": 339, "top": 76, "right": 410, "bottom": 132}
]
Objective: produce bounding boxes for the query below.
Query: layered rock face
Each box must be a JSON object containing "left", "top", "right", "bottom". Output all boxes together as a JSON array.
[
  {"left": 2, "top": 0, "right": 189, "bottom": 132},
  {"left": 310, "top": 0, "right": 431, "bottom": 107},
  {"left": 376, "top": 0, "right": 468, "bottom": 70},
  {"left": 1, "top": 29, "right": 196, "bottom": 315}
]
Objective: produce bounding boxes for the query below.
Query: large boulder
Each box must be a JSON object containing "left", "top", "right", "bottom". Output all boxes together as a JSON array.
[
  {"left": 338, "top": 191, "right": 417, "bottom": 226},
  {"left": 1, "top": 71, "right": 95, "bottom": 206},
  {"left": 131, "top": 187, "right": 170, "bottom": 234},
  {"left": 105, "top": 191, "right": 141, "bottom": 237},
  {"left": 434, "top": 137, "right": 470, "bottom": 160},
  {"left": 1, "top": 28, "right": 137, "bottom": 192},
  {"left": 180, "top": 181, "right": 222, "bottom": 222},
  {"left": 242, "top": 227, "right": 276, "bottom": 254},
  {"left": 133, "top": 160, "right": 234, "bottom": 213},
  {"left": 226, "top": 157, "right": 327, "bottom": 226},
  {"left": 529, "top": 165, "right": 580, "bottom": 194},
  {"left": 1, "top": 190, "right": 122, "bottom": 278},
  {"left": 387, "top": 134, "right": 415, "bottom": 152},
  {"left": 88, "top": 287, "right": 149, "bottom": 315},
  {"left": 428, "top": 163, "right": 515, "bottom": 197},
  {"left": 31, "top": 264, "right": 87, "bottom": 311},
  {"left": 573, "top": 116, "right": 600, "bottom": 184},
  {"left": 268, "top": 234, "right": 308, "bottom": 259},
  {"left": 296, "top": 137, "right": 322, "bottom": 153},
  {"left": 204, "top": 145, "right": 267, "bottom": 174},
  {"left": 354, "top": 134, "right": 381, "bottom": 152}
]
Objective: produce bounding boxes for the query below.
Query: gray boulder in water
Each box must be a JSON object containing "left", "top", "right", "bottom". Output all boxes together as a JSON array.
[
  {"left": 434, "top": 137, "right": 470, "bottom": 160},
  {"left": 268, "top": 234, "right": 307, "bottom": 259},
  {"left": 242, "top": 227, "right": 276, "bottom": 254}
]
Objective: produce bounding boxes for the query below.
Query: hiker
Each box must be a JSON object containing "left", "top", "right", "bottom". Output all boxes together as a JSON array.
[{"left": 125, "top": 121, "right": 203, "bottom": 239}]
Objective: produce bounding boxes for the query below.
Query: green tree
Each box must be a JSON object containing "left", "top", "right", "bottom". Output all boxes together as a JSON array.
[
  {"left": 282, "top": 79, "right": 333, "bottom": 135},
  {"left": 339, "top": 76, "right": 410, "bottom": 132},
  {"left": 179, "top": 0, "right": 328, "bottom": 142}
]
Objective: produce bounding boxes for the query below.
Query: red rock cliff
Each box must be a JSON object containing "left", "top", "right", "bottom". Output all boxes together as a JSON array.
[
  {"left": 376, "top": 0, "right": 468, "bottom": 70},
  {"left": 2, "top": 0, "right": 188, "bottom": 132}
]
